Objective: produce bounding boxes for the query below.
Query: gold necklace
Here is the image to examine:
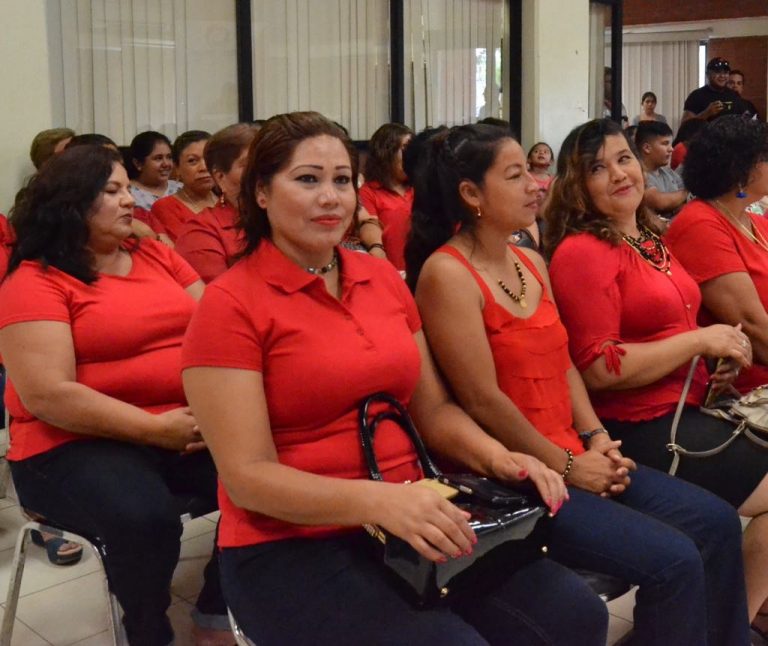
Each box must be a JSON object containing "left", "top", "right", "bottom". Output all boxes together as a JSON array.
[
  {"left": 713, "top": 200, "right": 768, "bottom": 253},
  {"left": 179, "top": 188, "right": 215, "bottom": 210},
  {"left": 497, "top": 259, "right": 528, "bottom": 308}
]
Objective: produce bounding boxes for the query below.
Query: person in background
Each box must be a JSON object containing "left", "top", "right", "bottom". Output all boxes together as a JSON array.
[
  {"left": 65, "top": 133, "right": 119, "bottom": 150},
  {"left": 359, "top": 123, "right": 414, "bottom": 271},
  {"left": 670, "top": 118, "right": 706, "bottom": 171},
  {"left": 635, "top": 121, "right": 687, "bottom": 219},
  {"left": 602, "top": 67, "right": 629, "bottom": 127},
  {"left": 29, "top": 128, "right": 75, "bottom": 170},
  {"left": 728, "top": 69, "right": 760, "bottom": 120},
  {"left": 151, "top": 131, "right": 216, "bottom": 242},
  {"left": 127, "top": 131, "right": 181, "bottom": 212},
  {"left": 682, "top": 57, "right": 745, "bottom": 123},
  {"left": 0, "top": 145, "right": 230, "bottom": 646},
  {"left": 527, "top": 142, "right": 554, "bottom": 192},
  {"left": 631, "top": 91, "right": 667, "bottom": 126},
  {"left": 175, "top": 123, "right": 257, "bottom": 282}
]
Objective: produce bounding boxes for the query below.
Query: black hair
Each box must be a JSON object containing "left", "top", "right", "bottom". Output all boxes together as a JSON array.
[
  {"left": 364, "top": 123, "right": 413, "bottom": 190},
  {"left": 9, "top": 145, "right": 125, "bottom": 283},
  {"left": 683, "top": 116, "right": 768, "bottom": 199},
  {"left": 66, "top": 133, "right": 118, "bottom": 149},
  {"left": 404, "top": 123, "right": 512, "bottom": 291},
  {"left": 641, "top": 91, "right": 657, "bottom": 104},
  {"left": 128, "top": 131, "right": 172, "bottom": 179},
  {"left": 172, "top": 130, "right": 211, "bottom": 164},
  {"left": 634, "top": 121, "right": 674, "bottom": 149},
  {"left": 672, "top": 118, "right": 706, "bottom": 147}
]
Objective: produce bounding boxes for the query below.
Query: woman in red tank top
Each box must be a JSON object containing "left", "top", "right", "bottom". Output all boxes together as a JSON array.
[{"left": 405, "top": 123, "right": 750, "bottom": 646}]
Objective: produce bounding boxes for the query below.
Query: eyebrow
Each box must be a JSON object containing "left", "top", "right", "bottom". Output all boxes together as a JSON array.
[
  {"left": 504, "top": 163, "right": 524, "bottom": 172},
  {"left": 291, "top": 164, "right": 352, "bottom": 171}
]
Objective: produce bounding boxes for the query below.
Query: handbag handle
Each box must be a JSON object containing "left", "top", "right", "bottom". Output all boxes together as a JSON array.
[{"left": 358, "top": 392, "right": 441, "bottom": 481}]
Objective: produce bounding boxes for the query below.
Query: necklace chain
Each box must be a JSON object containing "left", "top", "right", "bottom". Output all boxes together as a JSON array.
[
  {"left": 622, "top": 225, "right": 672, "bottom": 275},
  {"left": 305, "top": 251, "right": 339, "bottom": 275},
  {"left": 497, "top": 259, "right": 528, "bottom": 308},
  {"left": 179, "top": 187, "right": 215, "bottom": 209},
  {"left": 713, "top": 200, "right": 768, "bottom": 253}
]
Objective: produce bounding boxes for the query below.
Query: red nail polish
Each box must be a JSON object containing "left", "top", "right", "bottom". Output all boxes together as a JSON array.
[
  {"left": 465, "top": 546, "right": 473, "bottom": 556},
  {"left": 454, "top": 551, "right": 462, "bottom": 559},
  {"left": 438, "top": 556, "right": 448, "bottom": 563},
  {"left": 518, "top": 469, "right": 528, "bottom": 479},
  {"left": 471, "top": 534, "right": 478, "bottom": 545}
]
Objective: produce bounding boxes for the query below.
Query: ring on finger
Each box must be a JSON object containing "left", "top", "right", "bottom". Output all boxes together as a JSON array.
[{"left": 741, "top": 338, "right": 749, "bottom": 348}]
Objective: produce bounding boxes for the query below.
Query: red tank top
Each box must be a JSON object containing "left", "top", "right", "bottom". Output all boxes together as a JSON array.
[{"left": 437, "top": 245, "right": 584, "bottom": 455}]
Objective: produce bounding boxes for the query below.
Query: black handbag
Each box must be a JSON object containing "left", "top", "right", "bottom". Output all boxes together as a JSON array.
[{"left": 358, "top": 392, "right": 549, "bottom": 605}]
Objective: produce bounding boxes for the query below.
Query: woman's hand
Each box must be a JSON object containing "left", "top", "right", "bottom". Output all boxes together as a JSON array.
[
  {"left": 696, "top": 323, "right": 752, "bottom": 367},
  {"left": 372, "top": 482, "right": 476, "bottom": 563},
  {"left": 569, "top": 446, "right": 628, "bottom": 496},
  {"left": 588, "top": 435, "right": 635, "bottom": 495},
  {"left": 151, "top": 407, "right": 203, "bottom": 452},
  {"left": 488, "top": 451, "right": 568, "bottom": 514},
  {"left": 709, "top": 357, "right": 743, "bottom": 394}
]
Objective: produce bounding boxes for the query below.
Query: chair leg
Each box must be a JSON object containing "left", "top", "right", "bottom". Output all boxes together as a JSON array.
[
  {"left": 0, "top": 523, "right": 34, "bottom": 646},
  {"left": 228, "top": 608, "right": 256, "bottom": 646},
  {"left": 0, "top": 459, "right": 10, "bottom": 501}
]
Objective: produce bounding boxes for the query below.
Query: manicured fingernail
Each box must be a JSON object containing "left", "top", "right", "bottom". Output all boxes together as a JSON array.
[
  {"left": 545, "top": 498, "right": 552, "bottom": 508},
  {"left": 465, "top": 546, "right": 473, "bottom": 556},
  {"left": 454, "top": 551, "right": 462, "bottom": 559},
  {"left": 518, "top": 469, "right": 528, "bottom": 479},
  {"left": 471, "top": 533, "right": 478, "bottom": 545},
  {"left": 438, "top": 556, "right": 448, "bottom": 563}
]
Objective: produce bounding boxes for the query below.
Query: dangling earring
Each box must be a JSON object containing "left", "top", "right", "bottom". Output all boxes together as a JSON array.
[
  {"left": 218, "top": 192, "right": 227, "bottom": 206},
  {"left": 737, "top": 185, "right": 747, "bottom": 199},
  {"left": 476, "top": 207, "right": 482, "bottom": 219}
]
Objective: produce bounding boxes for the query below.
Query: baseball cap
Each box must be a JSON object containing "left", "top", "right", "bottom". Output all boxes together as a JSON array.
[{"left": 707, "top": 57, "right": 730, "bottom": 72}]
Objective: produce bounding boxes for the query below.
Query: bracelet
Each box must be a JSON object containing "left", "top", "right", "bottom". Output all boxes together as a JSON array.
[
  {"left": 561, "top": 448, "right": 574, "bottom": 483},
  {"left": 577, "top": 428, "right": 608, "bottom": 445},
  {"left": 359, "top": 218, "right": 383, "bottom": 231},
  {"left": 366, "top": 243, "right": 386, "bottom": 253}
]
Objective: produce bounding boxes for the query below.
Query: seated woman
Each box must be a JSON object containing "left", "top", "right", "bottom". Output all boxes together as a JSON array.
[
  {"left": 359, "top": 123, "right": 414, "bottom": 270},
  {"left": 543, "top": 117, "right": 768, "bottom": 634},
  {"left": 666, "top": 117, "right": 768, "bottom": 394},
  {"left": 127, "top": 131, "right": 181, "bottom": 212},
  {"left": 181, "top": 111, "right": 610, "bottom": 646},
  {"left": 405, "top": 122, "right": 750, "bottom": 646},
  {"left": 151, "top": 131, "right": 216, "bottom": 241},
  {"left": 175, "top": 123, "right": 256, "bottom": 282},
  {"left": 0, "top": 146, "right": 229, "bottom": 646}
]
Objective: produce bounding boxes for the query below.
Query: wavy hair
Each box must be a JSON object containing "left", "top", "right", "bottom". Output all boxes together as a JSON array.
[
  {"left": 404, "top": 123, "right": 512, "bottom": 291},
  {"left": 363, "top": 123, "right": 413, "bottom": 190},
  {"left": 238, "top": 111, "right": 358, "bottom": 256},
  {"left": 543, "top": 118, "right": 660, "bottom": 258},
  {"left": 9, "top": 145, "right": 125, "bottom": 284}
]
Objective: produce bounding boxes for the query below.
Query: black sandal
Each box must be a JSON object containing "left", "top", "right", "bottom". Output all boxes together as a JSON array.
[{"left": 30, "top": 529, "right": 83, "bottom": 566}]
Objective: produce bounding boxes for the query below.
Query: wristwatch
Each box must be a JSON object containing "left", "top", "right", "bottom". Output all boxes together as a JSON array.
[{"left": 578, "top": 428, "right": 608, "bottom": 445}]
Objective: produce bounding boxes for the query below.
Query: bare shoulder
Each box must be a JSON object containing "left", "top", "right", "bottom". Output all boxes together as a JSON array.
[{"left": 416, "top": 247, "right": 483, "bottom": 306}]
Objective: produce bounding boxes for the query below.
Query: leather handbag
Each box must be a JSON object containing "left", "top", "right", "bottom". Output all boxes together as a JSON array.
[{"left": 358, "top": 392, "right": 549, "bottom": 606}]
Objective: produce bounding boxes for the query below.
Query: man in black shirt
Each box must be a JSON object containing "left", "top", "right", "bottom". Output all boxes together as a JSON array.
[
  {"left": 682, "top": 57, "right": 746, "bottom": 123},
  {"left": 728, "top": 69, "right": 760, "bottom": 119}
]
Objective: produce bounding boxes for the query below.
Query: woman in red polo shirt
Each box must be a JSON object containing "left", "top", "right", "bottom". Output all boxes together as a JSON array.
[
  {"left": 666, "top": 117, "right": 768, "bottom": 394},
  {"left": 544, "top": 117, "right": 768, "bottom": 632},
  {"left": 175, "top": 123, "right": 257, "bottom": 282},
  {"left": 151, "top": 131, "right": 216, "bottom": 241},
  {"left": 359, "top": 123, "right": 414, "bottom": 271},
  {"left": 181, "top": 111, "right": 615, "bottom": 646},
  {"left": 0, "top": 146, "right": 229, "bottom": 646}
]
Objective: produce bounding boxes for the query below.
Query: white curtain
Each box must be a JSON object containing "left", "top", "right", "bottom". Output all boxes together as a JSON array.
[
  {"left": 612, "top": 39, "right": 700, "bottom": 136},
  {"left": 47, "top": 0, "right": 239, "bottom": 144},
  {"left": 404, "top": 0, "right": 506, "bottom": 132},
  {"left": 251, "top": 0, "right": 390, "bottom": 141}
]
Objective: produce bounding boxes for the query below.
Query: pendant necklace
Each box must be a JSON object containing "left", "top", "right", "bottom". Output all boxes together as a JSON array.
[
  {"left": 621, "top": 225, "right": 672, "bottom": 275},
  {"left": 497, "top": 259, "right": 528, "bottom": 308}
]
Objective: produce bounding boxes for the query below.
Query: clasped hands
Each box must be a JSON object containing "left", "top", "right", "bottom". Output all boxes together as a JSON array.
[{"left": 570, "top": 434, "right": 636, "bottom": 498}]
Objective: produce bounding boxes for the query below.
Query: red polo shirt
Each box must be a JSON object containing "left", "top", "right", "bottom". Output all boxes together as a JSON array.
[
  {"left": 175, "top": 203, "right": 243, "bottom": 283},
  {"left": 550, "top": 233, "right": 708, "bottom": 421},
  {"left": 358, "top": 181, "right": 414, "bottom": 271},
  {"left": 181, "top": 240, "right": 423, "bottom": 547},
  {"left": 667, "top": 199, "right": 768, "bottom": 392}
]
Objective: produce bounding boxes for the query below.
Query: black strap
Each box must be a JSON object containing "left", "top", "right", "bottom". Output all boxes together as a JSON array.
[{"left": 358, "top": 392, "right": 441, "bottom": 481}]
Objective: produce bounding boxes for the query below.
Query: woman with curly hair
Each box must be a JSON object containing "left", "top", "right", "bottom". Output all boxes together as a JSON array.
[
  {"left": 544, "top": 117, "right": 768, "bottom": 633},
  {"left": 359, "top": 123, "right": 414, "bottom": 270},
  {"left": 666, "top": 117, "right": 768, "bottom": 395}
]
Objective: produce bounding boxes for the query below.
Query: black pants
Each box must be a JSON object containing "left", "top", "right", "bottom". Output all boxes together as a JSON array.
[{"left": 11, "top": 439, "right": 226, "bottom": 646}]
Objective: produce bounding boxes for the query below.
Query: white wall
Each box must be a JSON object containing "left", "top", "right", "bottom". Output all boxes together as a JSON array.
[
  {"left": 521, "top": 0, "right": 591, "bottom": 157},
  {"left": 0, "top": 1, "right": 54, "bottom": 213}
]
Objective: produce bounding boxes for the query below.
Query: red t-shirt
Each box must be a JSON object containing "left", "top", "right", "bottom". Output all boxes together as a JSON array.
[
  {"left": 0, "top": 239, "right": 200, "bottom": 460},
  {"left": 358, "top": 181, "right": 414, "bottom": 271},
  {"left": 671, "top": 143, "right": 687, "bottom": 171},
  {"left": 550, "top": 233, "right": 708, "bottom": 421},
  {"left": 133, "top": 207, "right": 169, "bottom": 236},
  {"left": 175, "top": 203, "right": 243, "bottom": 283},
  {"left": 438, "top": 245, "right": 583, "bottom": 455},
  {"left": 182, "top": 240, "right": 424, "bottom": 547},
  {"left": 667, "top": 199, "right": 768, "bottom": 392},
  {"left": 150, "top": 196, "right": 197, "bottom": 242},
  {"left": 0, "top": 215, "right": 15, "bottom": 280}
]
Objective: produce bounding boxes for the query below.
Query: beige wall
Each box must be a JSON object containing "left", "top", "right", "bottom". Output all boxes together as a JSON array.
[
  {"left": 521, "top": 0, "right": 591, "bottom": 156},
  {"left": 0, "top": 1, "right": 54, "bottom": 213}
]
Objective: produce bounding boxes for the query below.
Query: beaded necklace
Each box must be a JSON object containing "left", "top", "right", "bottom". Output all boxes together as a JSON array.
[
  {"left": 621, "top": 225, "right": 672, "bottom": 275},
  {"left": 713, "top": 200, "right": 768, "bottom": 254},
  {"left": 305, "top": 251, "right": 339, "bottom": 275},
  {"left": 497, "top": 259, "right": 528, "bottom": 308}
]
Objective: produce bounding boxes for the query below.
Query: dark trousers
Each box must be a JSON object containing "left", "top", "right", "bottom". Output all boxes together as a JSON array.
[
  {"left": 10, "top": 439, "right": 226, "bottom": 646},
  {"left": 221, "top": 533, "right": 609, "bottom": 646}
]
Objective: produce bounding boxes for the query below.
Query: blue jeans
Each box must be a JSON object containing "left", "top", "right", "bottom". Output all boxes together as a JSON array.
[
  {"left": 221, "top": 533, "right": 608, "bottom": 646},
  {"left": 549, "top": 465, "right": 749, "bottom": 646}
]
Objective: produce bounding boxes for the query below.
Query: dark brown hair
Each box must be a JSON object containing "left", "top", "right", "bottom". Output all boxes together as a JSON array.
[
  {"left": 239, "top": 111, "right": 358, "bottom": 255},
  {"left": 204, "top": 123, "right": 260, "bottom": 176},
  {"left": 363, "top": 122, "right": 413, "bottom": 190},
  {"left": 543, "top": 118, "right": 660, "bottom": 258}
]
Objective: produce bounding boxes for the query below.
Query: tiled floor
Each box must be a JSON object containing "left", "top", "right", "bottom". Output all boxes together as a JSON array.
[{"left": 0, "top": 477, "right": 635, "bottom": 646}]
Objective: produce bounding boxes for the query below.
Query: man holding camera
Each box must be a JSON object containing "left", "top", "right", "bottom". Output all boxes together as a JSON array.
[{"left": 681, "top": 57, "right": 748, "bottom": 124}]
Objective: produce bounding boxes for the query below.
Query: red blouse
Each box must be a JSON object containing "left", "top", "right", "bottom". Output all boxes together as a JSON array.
[
  {"left": 150, "top": 196, "right": 197, "bottom": 242},
  {"left": 175, "top": 203, "right": 243, "bottom": 283},
  {"left": 667, "top": 199, "right": 768, "bottom": 392},
  {"left": 550, "top": 233, "right": 708, "bottom": 421},
  {"left": 181, "top": 240, "right": 423, "bottom": 547},
  {"left": 437, "top": 245, "right": 583, "bottom": 455},
  {"left": 358, "top": 181, "right": 414, "bottom": 271}
]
